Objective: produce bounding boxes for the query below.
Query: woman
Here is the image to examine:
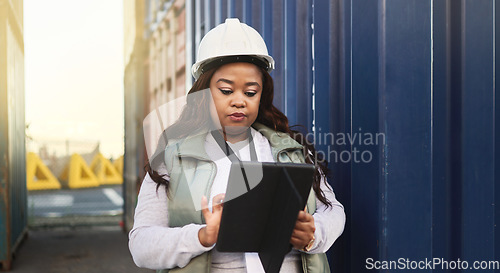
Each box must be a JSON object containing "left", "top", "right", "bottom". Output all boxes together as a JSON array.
[{"left": 129, "top": 18, "right": 345, "bottom": 273}]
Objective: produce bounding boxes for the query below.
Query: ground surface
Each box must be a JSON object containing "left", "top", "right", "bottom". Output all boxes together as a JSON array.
[{"left": 9, "top": 226, "right": 154, "bottom": 273}]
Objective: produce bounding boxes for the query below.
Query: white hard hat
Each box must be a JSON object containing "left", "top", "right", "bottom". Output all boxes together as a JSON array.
[{"left": 191, "top": 18, "right": 275, "bottom": 80}]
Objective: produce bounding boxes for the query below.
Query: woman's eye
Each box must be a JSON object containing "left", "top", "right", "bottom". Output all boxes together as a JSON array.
[
  {"left": 245, "top": 92, "right": 257, "bottom": 97},
  {"left": 219, "top": 89, "right": 232, "bottom": 95}
]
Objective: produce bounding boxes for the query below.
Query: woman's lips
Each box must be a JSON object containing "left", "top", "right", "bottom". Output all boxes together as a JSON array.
[{"left": 229, "top": 112, "right": 246, "bottom": 121}]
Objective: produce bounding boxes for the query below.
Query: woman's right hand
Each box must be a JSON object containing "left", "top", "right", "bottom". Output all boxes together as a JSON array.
[{"left": 198, "top": 194, "right": 225, "bottom": 247}]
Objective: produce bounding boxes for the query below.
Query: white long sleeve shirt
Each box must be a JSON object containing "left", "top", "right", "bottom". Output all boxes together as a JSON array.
[{"left": 129, "top": 128, "right": 345, "bottom": 272}]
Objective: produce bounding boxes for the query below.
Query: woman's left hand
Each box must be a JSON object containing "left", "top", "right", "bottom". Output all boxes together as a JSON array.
[{"left": 290, "top": 210, "right": 316, "bottom": 250}]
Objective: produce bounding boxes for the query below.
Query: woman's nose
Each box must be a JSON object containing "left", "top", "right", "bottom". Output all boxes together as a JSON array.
[{"left": 231, "top": 93, "right": 245, "bottom": 108}]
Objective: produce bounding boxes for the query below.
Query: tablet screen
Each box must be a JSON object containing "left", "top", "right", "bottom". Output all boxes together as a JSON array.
[{"left": 216, "top": 162, "right": 315, "bottom": 252}]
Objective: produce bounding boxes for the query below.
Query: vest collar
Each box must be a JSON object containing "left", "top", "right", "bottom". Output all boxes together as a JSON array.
[
  {"left": 174, "top": 130, "right": 212, "bottom": 161},
  {"left": 251, "top": 123, "right": 303, "bottom": 159},
  {"left": 174, "top": 123, "right": 303, "bottom": 160}
]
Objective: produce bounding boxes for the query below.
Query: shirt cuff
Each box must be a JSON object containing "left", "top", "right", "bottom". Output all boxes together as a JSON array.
[
  {"left": 188, "top": 224, "right": 215, "bottom": 252},
  {"left": 298, "top": 221, "right": 322, "bottom": 254}
]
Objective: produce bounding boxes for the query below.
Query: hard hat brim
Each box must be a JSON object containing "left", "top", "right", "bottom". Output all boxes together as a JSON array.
[{"left": 192, "top": 54, "right": 275, "bottom": 80}]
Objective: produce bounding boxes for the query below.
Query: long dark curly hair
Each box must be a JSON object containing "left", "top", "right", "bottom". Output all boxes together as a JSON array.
[{"left": 145, "top": 64, "right": 332, "bottom": 207}]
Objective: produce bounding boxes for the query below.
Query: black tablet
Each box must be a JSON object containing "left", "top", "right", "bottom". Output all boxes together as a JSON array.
[{"left": 215, "top": 161, "right": 315, "bottom": 271}]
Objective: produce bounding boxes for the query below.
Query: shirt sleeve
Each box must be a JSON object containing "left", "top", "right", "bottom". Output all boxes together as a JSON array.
[
  {"left": 128, "top": 172, "right": 214, "bottom": 270},
  {"left": 306, "top": 174, "right": 346, "bottom": 254}
]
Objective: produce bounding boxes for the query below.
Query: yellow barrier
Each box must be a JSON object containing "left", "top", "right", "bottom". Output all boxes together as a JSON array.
[
  {"left": 90, "top": 153, "right": 123, "bottom": 185},
  {"left": 26, "top": 152, "right": 62, "bottom": 191},
  {"left": 59, "top": 153, "right": 100, "bottom": 189}
]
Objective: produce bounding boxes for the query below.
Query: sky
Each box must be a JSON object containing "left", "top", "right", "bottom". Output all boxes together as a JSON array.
[{"left": 24, "top": 0, "right": 124, "bottom": 159}]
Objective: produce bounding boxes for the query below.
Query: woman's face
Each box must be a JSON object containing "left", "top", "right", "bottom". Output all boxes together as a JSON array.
[{"left": 209, "top": 62, "right": 263, "bottom": 143}]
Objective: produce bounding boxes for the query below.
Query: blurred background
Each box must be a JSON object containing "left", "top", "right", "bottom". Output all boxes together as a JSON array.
[
  {"left": 1, "top": 0, "right": 499, "bottom": 272},
  {"left": 23, "top": 0, "right": 125, "bottom": 227}
]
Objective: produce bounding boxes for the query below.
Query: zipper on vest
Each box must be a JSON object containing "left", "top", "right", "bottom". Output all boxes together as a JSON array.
[
  {"left": 203, "top": 161, "right": 217, "bottom": 199},
  {"left": 177, "top": 154, "right": 218, "bottom": 225},
  {"left": 202, "top": 160, "right": 217, "bottom": 225},
  {"left": 301, "top": 253, "right": 308, "bottom": 272}
]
